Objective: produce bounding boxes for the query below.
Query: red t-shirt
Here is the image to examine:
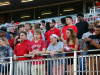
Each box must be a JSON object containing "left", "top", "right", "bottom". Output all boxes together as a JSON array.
[
  {"left": 10, "top": 39, "right": 14, "bottom": 50},
  {"left": 97, "top": 2, "right": 100, "bottom": 8},
  {"left": 45, "top": 28, "right": 60, "bottom": 48},
  {"left": 14, "top": 39, "right": 30, "bottom": 61},
  {"left": 61, "top": 25, "right": 77, "bottom": 40},
  {"left": 28, "top": 39, "right": 46, "bottom": 65},
  {"left": 68, "top": 45, "right": 80, "bottom": 56}
]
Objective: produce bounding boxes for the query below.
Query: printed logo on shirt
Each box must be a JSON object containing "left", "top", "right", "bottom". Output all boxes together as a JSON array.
[
  {"left": 18, "top": 43, "right": 20, "bottom": 45},
  {"left": 91, "top": 39, "right": 100, "bottom": 45},
  {"left": 31, "top": 44, "right": 41, "bottom": 51}
]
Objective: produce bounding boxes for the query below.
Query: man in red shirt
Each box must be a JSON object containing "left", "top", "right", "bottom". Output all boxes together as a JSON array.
[
  {"left": 61, "top": 16, "right": 77, "bottom": 43},
  {"left": 28, "top": 29, "right": 46, "bottom": 75},
  {"left": 13, "top": 32, "right": 30, "bottom": 75},
  {"left": 45, "top": 19, "right": 60, "bottom": 48}
]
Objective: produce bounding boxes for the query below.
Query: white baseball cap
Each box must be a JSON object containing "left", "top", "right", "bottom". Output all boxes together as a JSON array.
[{"left": 50, "top": 34, "right": 58, "bottom": 38}]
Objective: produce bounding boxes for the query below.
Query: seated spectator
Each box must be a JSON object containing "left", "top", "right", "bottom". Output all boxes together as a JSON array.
[
  {"left": 13, "top": 32, "right": 30, "bottom": 75},
  {"left": 31, "top": 24, "right": 45, "bottom": 41},
  {"left": 84, "top": 25, "right": 100, "bottom": 75},
  {"left": 0, "top": 37, "right": 13, "bottom": 75},
  {"left": 80, "top": 23, "right": 94, "bottom": 72},
  {"left": 46, "top": 34, "right": 65, "bottom": 75},
  {"left": 27, "top": 29, "right": 46, "bottom": 75},
  {"left": 63, "top": 29, "right": 79, "bottom": 75},
  {"left": 61, "top": 16, "right": 77, "bottom": 44},
  {"left": 25, "top": 23, "right": 33, "bottom": 41}
]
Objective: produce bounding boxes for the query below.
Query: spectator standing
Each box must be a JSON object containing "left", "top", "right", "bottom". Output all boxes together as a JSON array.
[
  {"left": 14, "top": 24, "right": 24, "bottom": 46},
  {"left": 28, "top": 29, "right": 46, "bottom": 75},
  {"left": 14, "top": 32, "right": 30, "bottom": 75},
  {"left": 40, "top": 20, "right": 46, "bottom": 33},
  {"left": 31, "top": 24, "right": 45, "bottom": 41},
  {"left": 63, "top": 29, "right": 79, "bottom": 75},
  {"left": 80, "top": 23, "right": 94, "bottom": 72},
  {"left": 45, "top": 19, "right": 60, "bottom": 48},
  {"left": 46, "top": 34, "right": 65, "bottom": 75},
  {"left": 25, "top": 23, "right": 33, "bottom": 41},
  {"left": 84, "top": 25, "right": 100, "bottom": 75},
  {"left": 0, "top": 37, "right": 13, "bottom": 75},
  {"left": 61, "top": 16, "right": 77, "bottom": 44},
  {"left": 75, "top": 13, "right": 89, "bottom": 46}
]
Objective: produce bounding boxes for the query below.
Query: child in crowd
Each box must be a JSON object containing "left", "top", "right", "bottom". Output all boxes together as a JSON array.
[{"left": 27, "top": 29, "right": 46, "bottom": 75}]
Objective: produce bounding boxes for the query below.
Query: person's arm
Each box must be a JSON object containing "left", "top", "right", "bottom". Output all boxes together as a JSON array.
[
  {"left": 9, "top": 47, "right": 14, "bottom": 57},
  {"left": 35, "top": 48, "right": 46, "bottom": 55},
  {"left": 80, "top": 39, "right": 85, "bottom": 49},
  {"left": 83, "top": 44, "right": 89, "bottom": 51},
  {"left": 13, "top": 54, "right": 18, "bottom": 61},
  {"left": 55, "top": 48, "right": 64, "bottom": 53},
  {"left": 61, "top": 34, "right": 66, "bottom": 44},
  {"left": 70, "top": 38, "right": 79, "bottom": 51},
  {"left": 86, "top": 38, "right": 100, "bottom": 49}
]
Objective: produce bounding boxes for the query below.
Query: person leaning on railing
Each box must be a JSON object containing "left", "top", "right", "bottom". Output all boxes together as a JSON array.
[
  {"left": 0, "top": 37, "right": 14, "bottom": 75},
  {"left": 27, "top": 29, "right": 46, "bottom": 75},
  {"left": 46, "top": 34, "right": 65, "bottom": 75},
  {"left": 62, "top": 28, "right": 80, "bottom": 75},
  {"left": 84, "top": 25, "right": 100, "bottom": 75},
  {"left": 13, "top": 32, "right": 30, "bottom": 75}
]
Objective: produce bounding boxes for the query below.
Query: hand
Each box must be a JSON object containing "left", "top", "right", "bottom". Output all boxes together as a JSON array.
[
  {"left": 35, "top": 51, "right": 39, "bottom": 56},
  {"left": 85, "top": 38, "right": 91, "bottom": 41},
  {"left": 13, "top": 55, "right": 18, "bottom": 61},
  {"left": 10, "top": 34, "right": 13, "bottom": 39},
  {"left": 32, "top": 53, "right": 35, "bottom": 58},
  {"left": 50, "top": 51, "right": 56, "bottom": 58},
  {"left": 63, "top": 40, "right": 66, "bottom": 44},
  {"left": 83, "top": 47, "right": 88, "bottom": 51},
  {"left": 24, "top": 54, "right": 28, "bottom": 57},
  {"left": 15, "top": 36, "right": 19, "bottom": 40},
  {"left": 17, "top": 39, "right": 21, "bottom": 42}
]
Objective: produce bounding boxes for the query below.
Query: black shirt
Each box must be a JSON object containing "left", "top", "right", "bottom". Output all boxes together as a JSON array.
[
  {"left": 86, "top": 35, "right": 100, "bottom": 54},
  {"left": 75, "top": 21, "right": 89, "bottom": 39}
]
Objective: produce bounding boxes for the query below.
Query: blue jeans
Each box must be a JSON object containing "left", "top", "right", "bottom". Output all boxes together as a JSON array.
[
  {"left": 78, "top": 39, "right": 88, "bottom": 71},
  {"left": 80, "top": 52, "right": 88, "bottom": 71}
]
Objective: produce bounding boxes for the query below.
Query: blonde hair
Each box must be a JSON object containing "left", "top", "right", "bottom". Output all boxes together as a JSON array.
[
  {"left": 93, "top": 20, "right": 100, "bottom": 27},
  {"left": 0, "top": 37, "right": 9, "bottom": 46}
]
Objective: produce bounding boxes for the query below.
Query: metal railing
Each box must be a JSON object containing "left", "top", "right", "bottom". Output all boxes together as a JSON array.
[{"left": 0, "top": 49, "right": 100, "bottom": 75}]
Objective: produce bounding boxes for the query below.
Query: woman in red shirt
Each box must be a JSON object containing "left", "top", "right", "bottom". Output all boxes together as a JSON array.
[{"left": 63, "top": 28, "right": 80, "bottom": 75}]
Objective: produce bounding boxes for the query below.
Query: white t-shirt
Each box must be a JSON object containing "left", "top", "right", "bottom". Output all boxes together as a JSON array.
[{"left": 82, "top": 32, "right": 92, "bottom": 40}]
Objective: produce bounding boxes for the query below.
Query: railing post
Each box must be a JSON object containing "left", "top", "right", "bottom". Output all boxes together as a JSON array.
[
  {"left": 74, "top": 51, "right": 77, "bottom": 75},
  {"left": 94, "top": 6, "right": 96, "bottom": 17},
  {"left": 10, "top": 57, "right": 13, "bottom": 75}
]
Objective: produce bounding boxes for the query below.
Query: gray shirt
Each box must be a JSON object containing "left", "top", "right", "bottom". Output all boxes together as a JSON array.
[
  {"left": 47, "top": 42, "right": 65, "bottom": 66},
  {"left": 27, "top": 31, "right": 33, "bottom": 41}
]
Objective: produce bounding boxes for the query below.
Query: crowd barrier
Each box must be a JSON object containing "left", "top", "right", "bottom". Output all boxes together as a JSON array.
[{"left": 0, "top": 49, "right": 100, "bottom": 75}]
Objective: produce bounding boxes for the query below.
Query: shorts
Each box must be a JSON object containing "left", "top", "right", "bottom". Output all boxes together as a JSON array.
[
  {"left": 31, "top": 64, "right": 45, "bottom": 75},
  {"left": 0, "top": 64, "right": 10, "bottom": 73},
  {"left": 68, "top": 58, "right": 78, "bottom": 65}
]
